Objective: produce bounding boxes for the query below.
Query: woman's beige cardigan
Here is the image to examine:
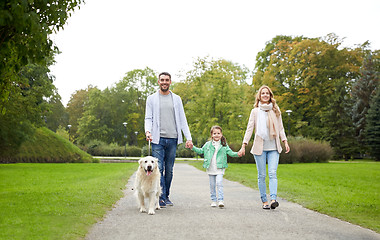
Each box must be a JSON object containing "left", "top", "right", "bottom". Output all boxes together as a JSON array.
[{"left": 242, "top": 107, "right": 287, "bottom": 155}]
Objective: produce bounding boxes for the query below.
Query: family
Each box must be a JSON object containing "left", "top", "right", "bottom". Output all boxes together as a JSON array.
[{"left": 144, "top": 72, "right": 290, "bottom": 210}]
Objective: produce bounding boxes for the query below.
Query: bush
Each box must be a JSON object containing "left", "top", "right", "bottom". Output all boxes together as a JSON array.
[
  {"left": 226, "top": 137, "right": 333, "bottom": 164},
  {"left": 280, "top": 137, "right": 333, "bottom": 163},
  {"left": 82, "top": 141, "right": 141, "bottom": 157},
  {"left": 176, "top": 143, "right": 195, "bottom": 158},
  {"left": 227, "top": 142, "right": 255, "bottom": 163}
]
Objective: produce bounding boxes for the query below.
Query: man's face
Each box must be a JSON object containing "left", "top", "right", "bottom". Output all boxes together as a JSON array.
[{"left": 158, "top": 75, "right": 171, "bottom": 92}]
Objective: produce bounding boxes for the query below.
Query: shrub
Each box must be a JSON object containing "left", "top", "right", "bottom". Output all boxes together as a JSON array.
[
  {"left": 176, "top": 143, "right": 195, "bottom": 158},
  {"left": 226, "top": 137, "right": 333, "bottom": 164},
  {"left": 82, "top": 141, "right": 141, "bottom": 157},
  {"left": 279, "top": 137, "right": 333, "bottom": 163}
]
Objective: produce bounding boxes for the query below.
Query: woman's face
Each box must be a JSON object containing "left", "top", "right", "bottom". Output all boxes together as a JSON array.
[{"left": 260, "top": 88, "right": 271, "bottom": 104}]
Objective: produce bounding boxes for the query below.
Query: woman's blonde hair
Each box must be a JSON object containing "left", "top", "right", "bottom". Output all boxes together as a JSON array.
[
  {"left": 210, "top": 125, "right": 227, "bottom": 146},
  {"left": 254, "top": 85, "right": 280, "bottom": 117}
]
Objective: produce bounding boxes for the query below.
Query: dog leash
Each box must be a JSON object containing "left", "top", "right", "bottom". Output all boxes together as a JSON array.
[{"left": 148, "top": 139, "right": 151, "bottom": 156}]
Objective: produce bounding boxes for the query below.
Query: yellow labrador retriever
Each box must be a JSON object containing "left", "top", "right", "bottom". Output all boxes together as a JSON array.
[{"left": 134, "top": 156, "right": 161, "bottom": 215}]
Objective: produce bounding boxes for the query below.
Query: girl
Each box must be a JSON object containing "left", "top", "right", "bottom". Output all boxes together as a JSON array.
[
  {"left": 239, "top": 85, "right": 290, "bottom": 210},
  {"left": 192, "top": 126, "right": 241, "bottom": 207}
]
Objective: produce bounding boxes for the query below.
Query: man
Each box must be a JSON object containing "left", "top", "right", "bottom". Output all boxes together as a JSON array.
[{"left": 145, "top": 72, "right": 193, "bottom": 207}]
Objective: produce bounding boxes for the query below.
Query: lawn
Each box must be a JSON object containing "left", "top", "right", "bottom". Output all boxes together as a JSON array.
[
  {"left": 0, "top": 163, "right": 137, "bottom": 240},
  {"left": 190, "top": 161, "right": 380, "bottom": 233}
]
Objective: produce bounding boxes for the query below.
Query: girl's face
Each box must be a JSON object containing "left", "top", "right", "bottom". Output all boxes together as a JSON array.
[
  {"left": 260, "top": 88, "right": 271, "bottom": 104},
  {"left": 211, "top": 128, "right": 222, "bottom": 141}
]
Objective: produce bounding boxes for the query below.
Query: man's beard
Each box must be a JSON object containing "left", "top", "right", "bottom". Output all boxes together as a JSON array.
[{"left": 160, "top": 85, "right": 169, "bottom": 92}]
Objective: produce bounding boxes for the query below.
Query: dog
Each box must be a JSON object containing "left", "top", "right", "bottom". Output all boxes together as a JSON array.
[{"left": 134, "top": 156, "right": 161, "bottom": 215}]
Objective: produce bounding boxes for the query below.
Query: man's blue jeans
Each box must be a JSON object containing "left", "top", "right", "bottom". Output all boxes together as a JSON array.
[
  {"left": 152, "top": 137, "right": 177, "bottom": 201},
  {"left": 254, "top": 150, "right": 279, "bottom": 203}
]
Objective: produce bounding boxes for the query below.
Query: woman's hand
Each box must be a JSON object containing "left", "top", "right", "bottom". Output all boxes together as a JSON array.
[
  {"left": 283, "top": 140, "right": 290, "bottom": 153},
  {"left": 238, "top": 144, "right": 246, "bottom": 157}
]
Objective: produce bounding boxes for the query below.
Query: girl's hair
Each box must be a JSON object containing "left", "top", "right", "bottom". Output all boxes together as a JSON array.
[
  {"left": 254, "top": 85, "right": 280, "bottom": 117},
  {"left": 210, "top": 125, "right": 227, "bottom": 146}
]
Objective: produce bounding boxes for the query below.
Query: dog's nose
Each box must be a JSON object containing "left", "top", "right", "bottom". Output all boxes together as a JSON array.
[{"left": 147, "top": 165, "right": 152, "bottom": 171}]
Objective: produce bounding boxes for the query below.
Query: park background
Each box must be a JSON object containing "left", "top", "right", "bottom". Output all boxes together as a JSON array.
[{"left": 0, "top": 0, "right": 379, "bottom": 239}]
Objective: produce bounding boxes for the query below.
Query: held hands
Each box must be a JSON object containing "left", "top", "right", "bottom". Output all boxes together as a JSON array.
[
  {"left": 185, "top": 140, "right": 193, "bottom": 149},
  {"left": 238, "top": 145, "right": 246, "bottom": 157}
]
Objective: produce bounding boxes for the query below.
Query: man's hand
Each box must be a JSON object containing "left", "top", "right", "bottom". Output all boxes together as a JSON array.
[
  {"left": 185, "top": 140, "right": 193, "bottom": 149},
  {"left": 145, "top": 131, "right": 152, "bottom": 141}
]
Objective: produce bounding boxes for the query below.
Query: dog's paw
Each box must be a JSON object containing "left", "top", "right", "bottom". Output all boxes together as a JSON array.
[
  {"left": 148, "top": 209, "right": 155, "bottom": 215},
  {"left": 156, "top": 205, "right": 160, "bottom": 210},
  {"left": 139, "top": 207, "right": 147, "bottom": 213}
]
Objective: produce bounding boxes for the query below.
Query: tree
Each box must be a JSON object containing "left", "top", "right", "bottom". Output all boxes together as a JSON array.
[
  {"left": 320, "top": 79, "right": 359, "bottom": 160},
  {"left": 252, "top": 34, "right": 363, "bottom": 139},
  {"left": 352, "top": 51, "right": 380, "bottom": 148},
  {"left": 0, "top": 0, "right": 84, "bottom": 106},
  {"left": 76, "top": 68, "right": 157, "bottom": 146},
  {"left": 0, "top": 62, "right": 56, "bottom": 157},
  {"left": 365, "top": 86, "right": 380, "bottom": 161},
  {"left": 66, "top": 85, "right": 98, "bottom": 142},
  {"left": 173, "top": 57, "right": 250, "bottom": 144},
  {"left": 45, "top": 94, "right": 69, "bottom": 132}
]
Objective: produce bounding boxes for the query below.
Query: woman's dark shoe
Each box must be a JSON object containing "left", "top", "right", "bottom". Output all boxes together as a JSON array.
[
  {"left": 262, "top": 204, "right": 270, "bottom": 210},
  {"left": 270, "top": 200, "right": 279, "bottom": 209}
]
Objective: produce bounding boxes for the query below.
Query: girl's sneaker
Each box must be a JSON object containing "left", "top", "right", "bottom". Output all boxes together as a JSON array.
[
  {"left": 211, "top": 202, "right": 217, "bottom": 207},
  {"left": 218, "top": 201, "right": 224, "bottom": 208}
]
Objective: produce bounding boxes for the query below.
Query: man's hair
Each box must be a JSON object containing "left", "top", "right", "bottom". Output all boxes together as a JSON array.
[{"left": 159, "top": 72, "right": 171, "bottom": 80}]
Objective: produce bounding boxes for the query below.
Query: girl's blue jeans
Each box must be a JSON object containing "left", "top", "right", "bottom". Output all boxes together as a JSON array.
[
  {"left": 209, "top": 174, "right": 224, "bottom": 202},
  {"left": 254, "top": 150, "right": 279, "bottom": 203}
]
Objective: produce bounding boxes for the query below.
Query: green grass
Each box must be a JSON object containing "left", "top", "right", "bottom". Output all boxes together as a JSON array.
[
  {"left": 0, "top": 163, "right": 137, "bottom": 240},
  {"left": 189, "top": 161, "right": 380, "bottom": 232}
]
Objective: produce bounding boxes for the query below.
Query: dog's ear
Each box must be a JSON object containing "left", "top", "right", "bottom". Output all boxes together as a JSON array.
[{"left": 138, "top": 159, "right": 143, "bottom": 166}]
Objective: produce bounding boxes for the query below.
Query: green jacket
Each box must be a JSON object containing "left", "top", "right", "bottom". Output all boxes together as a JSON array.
[{"left": 192, "top": 141, "right": 239, "bottom": 169}]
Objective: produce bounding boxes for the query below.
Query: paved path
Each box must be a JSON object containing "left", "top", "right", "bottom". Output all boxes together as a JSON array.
[{"left": 85, "top": 163, "right": 379, "bottom": 240}]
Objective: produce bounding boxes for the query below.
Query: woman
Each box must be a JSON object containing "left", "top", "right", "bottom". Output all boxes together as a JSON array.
[{"left": 238, "top": 85, "right": 290, "bottom": 210}]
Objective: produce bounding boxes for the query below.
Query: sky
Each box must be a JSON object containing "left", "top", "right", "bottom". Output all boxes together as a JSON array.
[{"left": 49, "top": 0, "right": 380, "bottom": 106}]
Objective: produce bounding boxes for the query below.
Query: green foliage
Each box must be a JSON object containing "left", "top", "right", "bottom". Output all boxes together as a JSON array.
[
  {"left": 46, "top": 94, "right": 69, "bottom": 132},
  {"left": 226, "top": 137, "right": 332, "bottom": 164},
  {"left": 173, "top": 57, "right": 250, "bottom": 143},
  {"left": 252, "top": 34, "right": 363, "bottom": 140},
  {"left": 279, "top": 137, "right": 333, "bottom": 163},
  {"left": 365, "top": 86, "right": 380, "bottom": 161},
  {"left": 176, "top": 143, "right": 196, "bottom": 158},
  {"left": 80, "top": 141, "right": 142, "bottom": 157},
  {"left": 320, "top": 79, "right": 359, "bottom": 159},
  {"left": 0, "top": 127, "right": 94, "bottom": 163},
  {"left": 76, "top": 68, "right": 157, "bottom": 145},
  {"left": 0, "top": 0, "right": 84, "bottom": 105},
  {"left": 66, "top": 85, "right": 98, "bottom": 142},
  {"left": 0, "top": 163, "right": 137, "bottom": 239},
  {"left": 0, "top": 62, "right": 56, "bottom": 156},
  {"left": 352, "top": 51, "right": 380, "bottom": 148}
]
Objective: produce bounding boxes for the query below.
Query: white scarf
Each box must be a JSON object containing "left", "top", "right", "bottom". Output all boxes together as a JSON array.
[{"left": 256, "top": 102, "right": 273, "bottom": 140}]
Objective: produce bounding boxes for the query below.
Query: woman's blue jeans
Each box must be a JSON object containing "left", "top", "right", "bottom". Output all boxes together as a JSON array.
[
  {"left": 152, "top": 137, "right": 177, "bottom": 201},
  {"left": 209, "top": 174, "right": 224, "bottom": 201},
  {"left": 254, "top": 150, "right": 279, "bottom": 203}
]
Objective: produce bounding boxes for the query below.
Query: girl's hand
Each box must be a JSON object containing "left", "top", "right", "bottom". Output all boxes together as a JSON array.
[
  {"left": 238, "top": 146, "right": 246, "bottom": 156},
  {"left": 283, "top": 140, "right": 290, "bottom": 153}
]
